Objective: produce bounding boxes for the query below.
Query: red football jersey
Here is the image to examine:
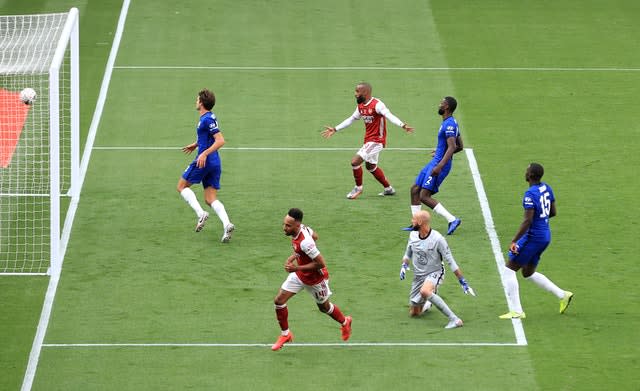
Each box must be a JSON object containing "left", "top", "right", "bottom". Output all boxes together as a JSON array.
[
  {"left": 358, "top": 97, "right": 387, "bottom": 146},
  {"left": 291, "top": 225, "right": 329, "bottom": 285}
]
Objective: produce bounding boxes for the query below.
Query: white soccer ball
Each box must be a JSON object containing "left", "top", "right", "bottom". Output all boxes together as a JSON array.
[{"left": 20, "top": 88, "right": 37, "bottom": 105}]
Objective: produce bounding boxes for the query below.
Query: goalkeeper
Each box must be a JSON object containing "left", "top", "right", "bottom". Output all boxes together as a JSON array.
[{"left": 399, "top": 210, "right": 475, "bottom": 329}]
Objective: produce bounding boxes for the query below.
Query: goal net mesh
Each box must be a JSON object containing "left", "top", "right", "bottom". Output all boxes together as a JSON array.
[{"left": 0, "top": 12, "right": 75, "bottom": 274}]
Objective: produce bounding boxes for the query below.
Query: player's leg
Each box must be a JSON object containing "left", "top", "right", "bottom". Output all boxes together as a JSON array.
[
  {"left": 417, "top": 164, "right": 460, "bottom": 234},
  {"left": 410, "top": 184, "right": 422, "bottom": 216},
  {"left": 521, "top": 248, "right": 574, "bottom": 313},
  {"left": 311, "top": 280, "right": 352, "bottom": 341},
  {"left": 421, "top": 270, "right": 444, "bottom": 313},
  {"left": 419, "top": 187, "right": 461, "bottom": 234},
  {"left": 203, "top": 166, "right": 234, "bottom": 242},
  {"left": 177, "top": 166, "right": 208, "bottom": 231},
  {"left": 416, "top": 163, "right": 458, "bottom": 224},
  {"left": 406, "top": 166, "right": 431, "bottom": 230},
  {"left": 419, "top": 277, "right": 463, "bottom": 329},
  {"left": 409, "top": 274, "right": 426, "bottom": 317},
  {"left": 500, "top": 240, "right": 527, "bottom": 319},
  {"left": 272, "top": 274, "right": 303, "bottom": 351},
  {"left": 359, "top": 143, "right": 394, "bottom": 195},
  {"left": 346, "top": 152, "right": 365, "bottom": 199}
]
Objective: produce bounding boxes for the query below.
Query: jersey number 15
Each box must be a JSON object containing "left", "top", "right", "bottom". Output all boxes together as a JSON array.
[{"left": 539, "top": 192, "right": 551, "bottom": 218}]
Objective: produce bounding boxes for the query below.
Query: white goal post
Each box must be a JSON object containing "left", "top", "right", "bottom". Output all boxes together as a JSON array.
[{"left": 0, "top": 8, "right": 79, "bottom": 276}]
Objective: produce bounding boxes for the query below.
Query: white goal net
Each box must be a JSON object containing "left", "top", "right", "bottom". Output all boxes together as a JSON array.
[{"left": 0, "top": 8, "right": 79, "bottom": 275}]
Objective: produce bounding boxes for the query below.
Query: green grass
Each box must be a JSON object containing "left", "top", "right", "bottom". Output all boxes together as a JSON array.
[{"left": 1, "top": 0, "right": 639, "bottom": 390}]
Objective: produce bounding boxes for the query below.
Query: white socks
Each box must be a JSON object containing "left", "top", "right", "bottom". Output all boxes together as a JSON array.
[
  {"left": 526, "top": 272, "right": 565, "bottom": 299},
  {"left": 410, "top": 205, "right": 421, "bottom": 215},
  {"left": 180, "top": 188, "right": 205, "bottom": 217},
  {"left": 433, "top": 203, "right": 456, "bottom": 223},
  {"left": 503, "top": 268, "right": 523, "bottom": 313},
  {"left": 211, "top": 199, "right": 231, "bottom": 227},
  {"left": 426, "top": 292, "right": 456, "bottom": 319}
]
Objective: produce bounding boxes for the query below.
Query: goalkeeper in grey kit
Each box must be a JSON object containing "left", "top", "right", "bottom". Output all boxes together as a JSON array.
[{"left": 400, "top": 210, "right": 475, "bottom": 329}]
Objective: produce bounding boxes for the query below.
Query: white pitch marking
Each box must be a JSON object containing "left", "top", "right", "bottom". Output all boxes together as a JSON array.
[
  {"left": 113, "top": 65, "right": 640, "bottom": 72},
  {"left": 43, "top": 342, "right": 523, "bottom": 348},
  {"left": 21, "top": 1, "right": 132, "bottom": 390},
  {"left": 92, "top": 146, "right": 432, "bottom": 151},
  {"left": 465, "top": 148, "right": 528, "bottom": 346}
]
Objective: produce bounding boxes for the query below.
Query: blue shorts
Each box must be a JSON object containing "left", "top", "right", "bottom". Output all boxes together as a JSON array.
[
  {"left": 182, "top": 160, "right": 221, "bottom": 189},
  {"left": 414, "top": 160, "right": 452, "bottom": 194},
  {"left": 508, "top": 236, "right": 550, "bottom": 267}
]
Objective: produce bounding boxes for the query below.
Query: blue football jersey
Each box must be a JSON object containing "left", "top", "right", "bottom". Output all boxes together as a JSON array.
[
  {"left": 196, "top": 111, "right": 221, "bottom": 166},
  {"left": 433, "top": 116, "right": 459, "bottom": 163},
  {"left": 523, "top": 182, "right": 555, "bottom": 241}
]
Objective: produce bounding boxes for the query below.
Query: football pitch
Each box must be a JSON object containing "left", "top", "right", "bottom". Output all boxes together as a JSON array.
[{"left": 1, "top": 0, "right": 639, "bottom": 390}]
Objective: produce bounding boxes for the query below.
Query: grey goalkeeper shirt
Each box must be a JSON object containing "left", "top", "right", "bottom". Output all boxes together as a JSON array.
[{"left": 403, "top": 229, "right": 459, "bottom": 276}]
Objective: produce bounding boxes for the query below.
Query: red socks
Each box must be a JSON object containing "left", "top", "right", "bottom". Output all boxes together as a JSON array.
[
  {"left": 327, "top": 302, "right": 346, "bottom": 324},
  {"left": 369, "top": 165, "right": 390, "bottom": 188},
  {"left": 352, "top": 165, "right": 363, "bottom": 186},
  {"left": 275, "top": 304, "right": 288, "bottom": 331}
]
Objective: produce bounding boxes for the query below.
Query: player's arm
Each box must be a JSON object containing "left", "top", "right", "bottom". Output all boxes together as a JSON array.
[
  {"left": 322, "top": 108, "right": 360, "bottom": 138},
  {"left": 376, "top": 101, "right": 414, "bottom": 133},
  {"left": 438, "top": 239, "right": 475, "bottom": 295},
  {"left": 196, "top": 132, "right": 225, "bottom": 168},
  {"left": 431, "top": 136, "right": 457, "bottom": 176},
  {"left": 285, "top": 253, "right": 298, "bottom": 265},
  {"left": 285, "top": 253, "right": 326, "bottom": 272},
  {"left": 399, "top": 242, "right": 412, "bottom": 280},
  {"left": 549, "top": 200, "right": 556, "bottom": 218},
  {"left": 438, "top": 239, "right": 460, "bottom": 274},
  {"left": 509, "top": 208, "right": 534, "bottom": 253},
  {"left": 182, "top": 142, "right": 198, "bottom": 154},
  {"left": 454, "top": 134, "right": 464, "bottom": 153}
]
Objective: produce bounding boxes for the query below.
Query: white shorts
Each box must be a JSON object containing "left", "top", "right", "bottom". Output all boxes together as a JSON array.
[
  {"left": 281, "top": 272, "right": 333, "bottom": 304},
  {"left": 356, "top": 142, "right": 384, "bottom": 164},
  {"left": 409, "top": 270, "right": 445, "bottom": 306}
]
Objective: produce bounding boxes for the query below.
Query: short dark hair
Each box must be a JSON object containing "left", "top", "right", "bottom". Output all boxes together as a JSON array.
[
  {"left": 287, "top": 208, "right": 304, "bottom": 222},
  {"left": 357, "top": 81, "right": 372, "bottom": 92},
  {"left": 529, "top": 162, "right": 544, "bottom": 180},
  {"left": 444, "top": 96, "right": 457, "bottom": 113},
  {"left": 198, "top": 89, "right": 216, "bottom": 110}
]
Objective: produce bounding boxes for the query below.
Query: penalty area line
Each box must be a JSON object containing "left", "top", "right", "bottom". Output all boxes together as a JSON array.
[
  {"left": 465, "top": 148, "right": 528, "bottom": 346},
  {"left": 93, "top": 146, "right": 433, "bottom": 151},
  {"left": 42, "top": 342, "right": 524, "bottom": 348}
]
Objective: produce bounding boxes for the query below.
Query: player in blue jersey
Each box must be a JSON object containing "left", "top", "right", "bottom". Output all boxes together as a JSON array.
[
  {"left": 408, "top": 97, "right": 463, "bottom": 235},
  {"left": 176, "top": 88, "right": 235, "bottom": 243},
  {"left": 499, "top": 163, "right": 573, "bottom": 319}
]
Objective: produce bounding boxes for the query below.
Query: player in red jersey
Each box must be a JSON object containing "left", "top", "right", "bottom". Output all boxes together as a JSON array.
[
  {"left": 322, "top": 82, "right": 414, "bottom": 199},
  {"left": 271, "top": 208, "right": 352, "bottom": 351}
]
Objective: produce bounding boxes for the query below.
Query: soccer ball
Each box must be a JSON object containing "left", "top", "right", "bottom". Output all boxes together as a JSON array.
[{"left": 20, "top": 88, "right": 37, "bottom": 105}]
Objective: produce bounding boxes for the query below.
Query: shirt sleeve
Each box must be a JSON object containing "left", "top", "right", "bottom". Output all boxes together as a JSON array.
[
  {"left": 523, "top": 190, "right": 535, "bottom": 210},
  {"left": 403, "top": 240, "right": 412, "bottom": 262},
  {"left": 301, "top": 238, "right": 321, "bottom": 259},
  {"left": 437, "top": 237, "right": 459, "bottom": 273},
  {"left": 444, "top": 122, "right": 457, "bottom": 139},
  {"left": 375, "top": 100, "right": 405, "bottom": 128},
  {"left": 335, "top": 108, "right": 361, "bottom": 131},
  {"left": 203, "top": 116, "right": 220, "bottom": 135}
]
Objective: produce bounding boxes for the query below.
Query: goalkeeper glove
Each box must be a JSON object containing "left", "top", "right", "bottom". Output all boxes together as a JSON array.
[
  {"left": 458, "top": 277, "right": 476, "bottom": 296},
  {"left": 400, "top": 263, "right": 410, "bottom": 280}
]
